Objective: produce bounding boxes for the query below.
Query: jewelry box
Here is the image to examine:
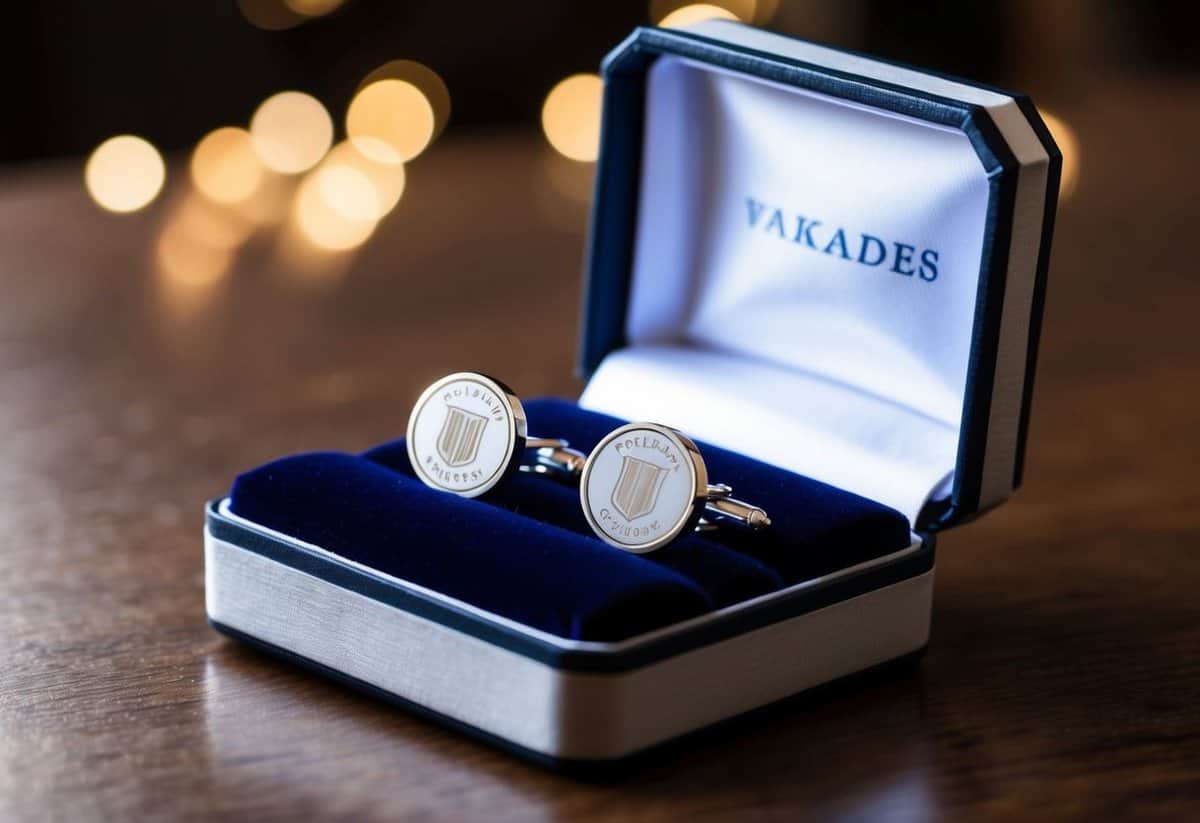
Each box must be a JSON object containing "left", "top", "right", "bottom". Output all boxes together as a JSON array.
[{"left": 205, "top": 20, "right": 1061, "bottom": 768}]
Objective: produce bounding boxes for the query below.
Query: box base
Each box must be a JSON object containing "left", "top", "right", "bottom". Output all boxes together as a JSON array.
[
  {"left": 205, "top": 500, "right": 934, "bottom": 764},
  {"left": 211, "top": 617, "right": 927, "bottom": 776}
]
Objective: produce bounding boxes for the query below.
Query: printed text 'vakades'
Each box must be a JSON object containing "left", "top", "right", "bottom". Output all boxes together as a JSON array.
[{"left": 745, "top": 197, "right": 939, "bottom": 282}]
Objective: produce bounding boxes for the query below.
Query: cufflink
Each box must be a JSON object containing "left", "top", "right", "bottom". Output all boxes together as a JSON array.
[
  {"left": 579, "top": 422, "right": 771, "bottom": 554},
  {"left": 407, "top": 372, "right": 584, "bottom": 497}
]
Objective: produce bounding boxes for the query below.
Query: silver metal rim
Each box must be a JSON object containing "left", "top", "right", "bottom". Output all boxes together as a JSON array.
[
  {"left": 579, "top": 421, "right": 708, "bottom": 554},
  {"left": 405, "top": 371, "right": 526, "bottom": 498}
]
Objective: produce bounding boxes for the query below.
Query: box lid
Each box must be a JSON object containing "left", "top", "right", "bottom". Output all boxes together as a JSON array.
[{"left": 577, "top": 22, "right": 1061, "bottom": 531}]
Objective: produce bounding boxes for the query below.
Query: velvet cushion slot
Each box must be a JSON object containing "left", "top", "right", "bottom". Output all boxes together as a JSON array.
[
  {"left": 522, "top": 399, "right": 913, "bottom": 579},
  {"left": 360, "top": 456, "right": 786, "bottom": 609},
  {"left": 365, "top": 398, "right": 913, "bottom": 585},
  {"left": 230, "top": 399, "right": 912, "bottom": 641},
  {"left": 229, "top": 453, "right": 713, "bottom": 641},
  {"left": 498, "top": 475, "right": 786, "bottom": 608}
]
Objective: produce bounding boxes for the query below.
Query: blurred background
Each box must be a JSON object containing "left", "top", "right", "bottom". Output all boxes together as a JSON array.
[
  {"left": 8, "top": 0, "right": 1200, "bottom": 164},
  {"left": 4, "top": 0, "right": 1197, "bottom": 293}
]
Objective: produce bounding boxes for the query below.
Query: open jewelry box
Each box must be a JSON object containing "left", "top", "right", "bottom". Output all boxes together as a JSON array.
[{"left": 205, "top": 21, "right": 1060, "bottom": 768}]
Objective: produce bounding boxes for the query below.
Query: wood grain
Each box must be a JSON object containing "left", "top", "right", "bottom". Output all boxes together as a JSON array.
[{"left": 1, "top": 77, "right": 1198, "bottom": 821}]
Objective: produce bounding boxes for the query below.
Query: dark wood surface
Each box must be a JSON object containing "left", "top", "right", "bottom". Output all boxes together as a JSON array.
[{"left": 2, "top": 77, "right": 1198, "bottom": 821}]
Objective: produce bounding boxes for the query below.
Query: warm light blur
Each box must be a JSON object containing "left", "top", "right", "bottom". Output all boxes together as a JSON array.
[
  {"left": 652, "top": 0, "right": 772, "bottom": 24},
  {"left": 288, "top": 139, "right": 406, "bottom": 252},
  {"left": 283, "top": 0, "right": 345, "bottom": 16},
  {"left": 359, "top": 60, "right": 452, "bottom": 139},
  {"left": 229, "top": 170, "right": 295, "bottom": 228},
  {"left": 154, "top": 211, "right": 238, "bottom": 320},
  {"left": 84, "top": 135, "right": 166, "bottom": 213},
  {"left": 316, "top": 165, "right": 379, "bottom": 223},
  {"left": 239, "top": 0, "right": 343, "bottom": 29},
  {"left": 156, "top": 219, "right": 235, "bottom": 291},
  {"left": 237, "top": 0, "right": 305, "bottom": 30},
  {"left": 153, "top": 190, "right": 254, "bottom": 308},
  {"left": 1040, "top": 110, "right": 1081, "bottom": 202},
  {"left": 751, "top": 0, "right": 778, "bottom": 23},
  {"left": 657, "top": 3, "right": 740, "bottom": 27},
  {"left": 172, "top": 194, "right": 254, "bottom": 251},
  {"left": 292, "top": 167, "right": 378, "bottom": 251},
  {"left": 191, "top": 127, "right": 264, "bottom": 204},
  {"left": 322, "top": 141, "right": 406, "bottom": 220},
  {"left": 250, "top": 91, "right": 333, "bottom": 174},
  {"left": 541, "top": 74, "right": 604, "bottom": 163},
  {"left": 346, "top": 79, "right": 435, "bottom": 165}
]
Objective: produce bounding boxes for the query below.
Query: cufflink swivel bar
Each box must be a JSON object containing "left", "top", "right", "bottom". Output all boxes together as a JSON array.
[{"left": 698, "top": 483, "right": 772, "bottom": 531}]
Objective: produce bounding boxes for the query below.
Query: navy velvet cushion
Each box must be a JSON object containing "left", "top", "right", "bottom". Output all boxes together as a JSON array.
[
  {"left": 230, "top": 453, "right": 713, "bottom": 641},
  {"left": 229, "top": 398, "right": 912, "bottom": 641}
]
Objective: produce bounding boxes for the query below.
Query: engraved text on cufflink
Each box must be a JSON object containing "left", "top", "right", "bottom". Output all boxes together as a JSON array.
[
  {"left": 406, "top": 372, "right": 583, "bottom": 497},
  {"left": 579, "top": 422, "right": 771, "bottom": 553}
]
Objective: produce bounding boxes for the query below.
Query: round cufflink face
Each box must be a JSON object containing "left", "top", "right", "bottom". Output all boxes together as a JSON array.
[
  {"left": 406, "top": 372, "right": 526, "bottom": 498},
  {"left": 579, "top": 422, "right": 708, "bottom": 554}
]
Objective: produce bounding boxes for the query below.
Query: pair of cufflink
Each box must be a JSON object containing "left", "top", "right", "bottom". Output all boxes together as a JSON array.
[{"left": 407, "top": 372, "right": 771, "bottom": 555}]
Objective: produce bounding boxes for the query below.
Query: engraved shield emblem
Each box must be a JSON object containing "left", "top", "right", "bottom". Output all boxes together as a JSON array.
[
  {"left": 610, "top": 456, "right": 670, "bottom": 521},
  {"left": 436, "top": 405, "right": 489, "bottom": 467}
]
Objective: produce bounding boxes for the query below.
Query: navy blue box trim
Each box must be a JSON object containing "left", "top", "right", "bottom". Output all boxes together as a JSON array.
[
  {"left": 946, "top": 114, "right": 1019, "bottom": 525},
  {"left": 578, "top": 25, "right": 1034, "bottom": 530},
  {"left": 211, "top": 617, "right": 926, "bottom": 774},
  {"left": 580, "top": 66, "right": 649, "bottom": 372},
  {"left": 1010, "top": 97, "right": 1063, "bottom": 488},
  {"left": 207, "top": 500, "right": 934, "bottom": 675}
]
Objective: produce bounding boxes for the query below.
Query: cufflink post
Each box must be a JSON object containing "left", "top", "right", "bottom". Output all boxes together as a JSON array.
[
  {"left": 521, "top": 438, "right": 586, "bottom": 480},
  {"left": 700, "top": 484, "right": 772, "bottom": 530}
]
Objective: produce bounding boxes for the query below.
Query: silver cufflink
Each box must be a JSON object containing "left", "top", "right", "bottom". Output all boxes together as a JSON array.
[
  {"left": 579, "top": 422, "right": 771, "bottom": 554},
  {"left": 407, "top": 372, "right": 584, "bottom": 497}
]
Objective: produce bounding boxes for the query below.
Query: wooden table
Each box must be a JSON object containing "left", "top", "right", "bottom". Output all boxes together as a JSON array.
[{"left": 2, "top": 77, "right": 1198, "bottom": 821}]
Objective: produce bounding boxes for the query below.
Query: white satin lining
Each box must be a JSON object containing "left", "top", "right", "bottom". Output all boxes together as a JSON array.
[
  {"left": 580, "top": 345, "right": 954, "bottom": 524},
  {"left": 582, "top": 54, "right": 993, "bottom": 524}
]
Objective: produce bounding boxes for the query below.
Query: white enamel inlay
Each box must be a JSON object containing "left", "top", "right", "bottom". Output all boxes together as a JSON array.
[
  {"left": 407, "top": 374, "right": 518, "bottom": 497},
  {"left": 581, "top": 425, "right": 698, "bottom": 552}
]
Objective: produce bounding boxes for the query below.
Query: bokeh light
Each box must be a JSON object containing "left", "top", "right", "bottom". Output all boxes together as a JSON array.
[
  {"left": 652, "top": 0, "right": 774, "bottom": 24},
  {"left": 237, "top": 0, "right": 305, "bottom": 31},
  {"left": 288, "top": 139, "right": 407, "bottom": 252},
  {"left": 657, "top": 3, "right": 741, "bottom": 27},
  {"left": 346, "top": 79, "right": 435, "bottom": 165},
  {"left": 541, "top": 74, "right": 604, "bottom": 163},
  {"left": 171, "top": 194, "right": 254, "bottom": 252},
  {"left": 250, "top": 91, "right": 333, "bottom": 174},
  {"left": 1039, "top": 109, "right": 1081, "bottom": 202},
  {"left": 229, "top": 169, "right": 295, "bottom": 228},
  {"left": 238, "top": 0, "right": 344, "bottom": 29},
  {"left": 153, "top": 190, "right": 255, "bottom": 312},
  {"left": 156, "top": 218, "right": 236, "bottom": 292},
  {"left": 358, "top": 60, "right": 452, "bottom": 139},
  {"left": 316, "top": 165, "right": 379, "bottom": 223},
  {"left": 283, "top": 0, "right": 346, "bottom": 16},
  {"left": 191, "top": 127, "right": 264, "bottom": 204},
  {"left": 84, "top": 135, "right": 166, "bottom": 213},
  {"left": 292, "top": 165, "right": 378, "bottom": 251},
  {"left": 321, "top": 141, "right": 406, "bottom": 221}
]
